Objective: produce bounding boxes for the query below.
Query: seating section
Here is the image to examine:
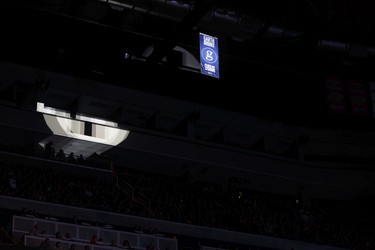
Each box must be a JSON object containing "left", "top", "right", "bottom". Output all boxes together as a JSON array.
[
  {"left": 0, "top": 148, "right": 374, "bottom": 250},
  {"left": 13, "top": 215, "right": 177, "bottom": 250}
]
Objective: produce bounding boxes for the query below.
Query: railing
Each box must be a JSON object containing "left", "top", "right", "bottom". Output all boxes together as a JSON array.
[
  {"left": 137, "top": 192, "right": 151, "bottom": 213},
  {"left": 3, "top": 196, "right": 348, "bottom": 250},
  {"left": 119, "top": 179, "right": 134, "bottom": 200},
  {"left": 13, "top": 215, "right": 177, "bottom": 250},
  {"left": 24, "top": 235, "right": 139, "bottom": 250},
  {"left": 118, "top": 178, "right": 150, "bottom": 214}
]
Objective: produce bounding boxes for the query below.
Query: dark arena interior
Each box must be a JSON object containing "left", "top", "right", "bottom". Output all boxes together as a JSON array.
[{"left": 0, "top": 0, "right": 375, "bottom": 250}]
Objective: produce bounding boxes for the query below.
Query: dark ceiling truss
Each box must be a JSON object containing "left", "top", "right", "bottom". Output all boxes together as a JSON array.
[
  {"left": 301, "top": 0, "right": 321, "bottom": 18},
  {"left": 3, "top": 0, "right": 375, "bottom": 130},
  {"left": 146, "top": 0, "right": 215, "bottom": 64},
  {"left": 2, "top": 0, "right": 375, "bottom": 79}
]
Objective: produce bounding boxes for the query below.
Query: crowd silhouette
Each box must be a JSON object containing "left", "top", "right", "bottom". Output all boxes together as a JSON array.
[{"left": 0, "top": 144, "right": 374, "bottom": 250}]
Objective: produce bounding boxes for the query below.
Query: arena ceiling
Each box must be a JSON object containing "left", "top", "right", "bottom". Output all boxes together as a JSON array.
[{"left": 1, "top": 0, "right": 375, "bottom": 127}]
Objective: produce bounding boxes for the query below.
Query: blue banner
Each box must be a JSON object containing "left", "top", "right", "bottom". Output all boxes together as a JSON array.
[{"left": 199, "top": 33, "right": 220, "bottom": 78}]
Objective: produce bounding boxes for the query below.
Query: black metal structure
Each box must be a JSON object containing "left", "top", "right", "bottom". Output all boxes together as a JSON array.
[{"left": 1, "top": 0, "right": 375, "bottom": 127}]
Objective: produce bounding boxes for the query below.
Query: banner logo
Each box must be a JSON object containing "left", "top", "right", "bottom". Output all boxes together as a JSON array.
[{"left": 199, "top": 33, "right": 220, "bottom": 78}]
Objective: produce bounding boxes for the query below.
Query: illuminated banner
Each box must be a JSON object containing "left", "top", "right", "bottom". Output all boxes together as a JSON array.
[{"left": 199, "top": 33, "right": 220, "bottom": 78}]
